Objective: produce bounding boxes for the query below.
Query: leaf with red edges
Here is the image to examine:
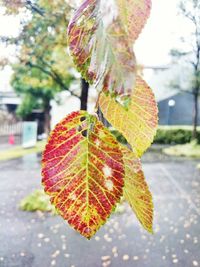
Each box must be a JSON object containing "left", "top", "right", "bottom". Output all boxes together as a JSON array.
[
  {"left": 42, "top": 111, "right": 124, "bottom": 239},
  {"left": 67, "top": 0, "right": 136, "bottom": 99},
  {"left": 122, "top": 146, "right": 153, "bottom": 233},
  {"left": 117, "top": 0, "right": 152, "bottom": 43}
]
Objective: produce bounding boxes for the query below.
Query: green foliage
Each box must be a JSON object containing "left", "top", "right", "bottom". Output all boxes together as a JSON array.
[
  {"left": 16, "top": 94, "right": 40, "bottom": 118},
  {"left": 20, "top": 189, "right": 56, "bottom": 213},
  {"left": 12, "top": 63, "right": 56, "bottom": 118},
  {"left": 4, "top": 0, "right": 77, "bottom": 120},
  {"left": 154, "top": 127, "right": 200, "bottom": 144},
  {"left": 111, "top": 130, "right": 128, "bottom": 145}
]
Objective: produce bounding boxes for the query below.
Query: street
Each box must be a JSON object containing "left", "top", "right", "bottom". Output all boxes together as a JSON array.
[{"left": 0, "top": 152, "right": 199, "bottom": 267}]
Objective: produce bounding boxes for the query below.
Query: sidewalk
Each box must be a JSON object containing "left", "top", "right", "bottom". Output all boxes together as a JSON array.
[
  {"left": 0, "top": 141, "right": 45, "bottom": 161},
  {"left": 0, "top": 135, "right": 21, "bottom": 151}
]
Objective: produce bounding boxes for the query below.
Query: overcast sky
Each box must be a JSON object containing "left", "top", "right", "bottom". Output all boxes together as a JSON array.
[
  {"left": 0, "top": 0, "right": 192, "bottom": 92},
  {"left": 135, "top": 0, "right": 193, "bottom": 66}
]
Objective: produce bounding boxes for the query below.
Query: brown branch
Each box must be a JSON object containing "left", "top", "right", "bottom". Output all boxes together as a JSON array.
[
  {"left": 25, "top": 0, "right": 45, "bottom": 16},
  {"left": 26, "top": 61, "right": 80, "bottom": 99}
]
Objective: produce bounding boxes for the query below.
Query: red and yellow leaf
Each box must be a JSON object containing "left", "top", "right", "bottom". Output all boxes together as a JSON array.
[
  {"left": 117, "top": 0, "right": 152, "bottom": 42},
  {"left": 99, "top": 76, "right": 158, "bottom": 156},
  {"left": 68, "top": 0, "right": 136, "bottom": 98},
  {"left": 122, "top": 146, "right": 153, "bottom": 233},
  {"left": 42, "top": 111, "right": 124, "bottom": 239}
]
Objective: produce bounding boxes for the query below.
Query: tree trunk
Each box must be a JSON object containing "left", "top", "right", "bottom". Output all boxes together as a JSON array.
[
  {"left": 192, "top": 91, "right": 198, "bottom": 140},
  {"left": 80, "top": 78, "right": 89, "bottom": 111},
  {"left": 44, "top": 100, "right": 51, "bottom": 135}
]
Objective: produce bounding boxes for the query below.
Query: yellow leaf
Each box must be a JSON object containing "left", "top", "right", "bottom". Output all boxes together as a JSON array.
[
  {"left": 122, "top": 146, "right": 153, "bottom": 233},
  {"left": 99, "top": 76, "right": 158, "bottom": 156}
]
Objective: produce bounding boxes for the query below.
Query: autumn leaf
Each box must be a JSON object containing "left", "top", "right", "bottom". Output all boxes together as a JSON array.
[
  {"left": 41, "top": 111, "right": 124, "bottom": 239},
  {"left": 99, "top": 76, "right": 158, "bottom": 156},
  {"left": 122, "top": 146, "right": 154, "bottom": 233},
  {"left": 68, "top": 0, "right": 136, "bottom": 98},
  {"left": 117, "top": 0, "right": 152, "bottom": 42}
]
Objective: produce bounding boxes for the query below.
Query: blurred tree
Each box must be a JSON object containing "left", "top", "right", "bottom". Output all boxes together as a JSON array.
[
  {"left": 11, "top": 63, "right": 73, "bottom": 134},
  {"left": 0, "top": 0, "right": 90, "bottom": 134},
  {"left": 0, "top": 0, "right": 44, "bottom": 15},
  {"left": 170, "top": 0, "right": 200, "bottom": 139}
]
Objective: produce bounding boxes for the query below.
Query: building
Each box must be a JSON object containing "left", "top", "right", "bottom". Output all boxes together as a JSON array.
[
  {"left": 158, "top": 92, "right": 200, "bottom": 126},
  {"left": 144, "top": 64, "right": 200, "bottom": 126}
]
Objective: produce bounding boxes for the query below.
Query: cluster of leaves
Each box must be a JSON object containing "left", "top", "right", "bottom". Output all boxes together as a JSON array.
[
  {"left": 155, "top": 127, "right": 200, "bottom": 145},
  {"left": 42, "top": 0, "right": 158, "bottom": 239}
]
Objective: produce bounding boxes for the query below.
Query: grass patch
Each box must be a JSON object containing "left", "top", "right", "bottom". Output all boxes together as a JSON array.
[
  {"left": 20, "top": 189, "right": 56, "bottom": 213},
  {"left": 163, "top": 141, "right": 200, "bottom": 158},
  {"left": 20, "top": 189, "right": 126, "bottom": 215},
  {"left": 155, "top": 127, "right": 200, "bottom": 145},
  {"left": 0, "top": 141, "right": 46, "bottom": 161}
]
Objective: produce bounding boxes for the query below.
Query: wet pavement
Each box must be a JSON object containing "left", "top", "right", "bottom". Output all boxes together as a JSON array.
[{"left": 0, "top": 152, "right": 200, "bottom": 267}]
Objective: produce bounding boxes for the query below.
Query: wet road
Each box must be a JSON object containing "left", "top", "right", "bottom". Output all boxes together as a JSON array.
[{"left": 0, "top": 152, "right": 200, "bottom": 267}]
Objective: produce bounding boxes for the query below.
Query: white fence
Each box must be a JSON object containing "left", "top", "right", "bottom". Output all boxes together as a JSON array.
[{"left": 0, "top": 122, "right": 23, "bottom": 136}]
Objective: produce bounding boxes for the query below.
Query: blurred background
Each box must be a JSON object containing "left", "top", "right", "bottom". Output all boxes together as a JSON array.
[{"left": 0, "top": 0, "right": 199, "bottom": 267}]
